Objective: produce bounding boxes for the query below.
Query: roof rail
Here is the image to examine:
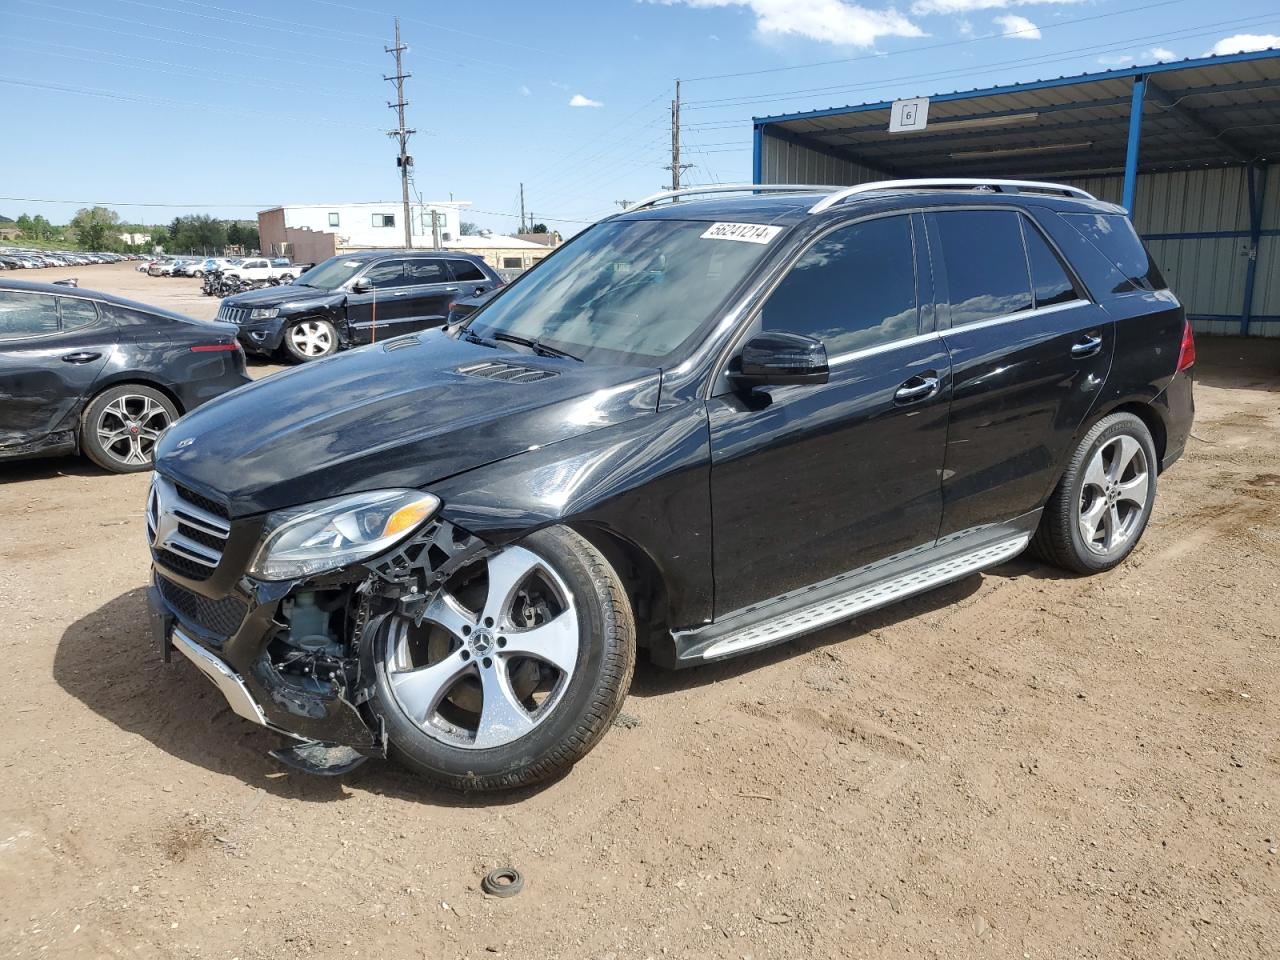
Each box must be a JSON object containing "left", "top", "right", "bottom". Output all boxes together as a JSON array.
[
  {"left": 622, "top": 183, "right": 837, "bottom": 214},
  {"left": 809, "top": 178, "right": 1096, "bottom": 214}
]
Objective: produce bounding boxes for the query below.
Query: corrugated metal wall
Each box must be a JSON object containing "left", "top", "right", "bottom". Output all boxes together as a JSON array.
[
  {"left": 760, "top": 126, "right": 1278, "bottom": 336},
  {"left": 758, "top": 133, "right": 884, "bottom": 187}
]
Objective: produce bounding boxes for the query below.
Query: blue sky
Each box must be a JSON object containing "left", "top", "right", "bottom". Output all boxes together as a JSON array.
[{"left": 3, "top": 0, "right": 1278, "bottom": 235}]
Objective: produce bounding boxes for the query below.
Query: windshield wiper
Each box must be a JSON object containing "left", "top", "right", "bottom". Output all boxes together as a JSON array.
[{"left": 491, "top": 331, "right": 583, "bottom": 362}]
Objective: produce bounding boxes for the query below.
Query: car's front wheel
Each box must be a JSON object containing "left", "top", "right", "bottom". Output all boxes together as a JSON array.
[
  {"left": 81, "top": 384, "right": 178, "bottom": 473},
  {"left": 283, "top": 318, "right": 338, "bottom": 362},
  {"left": 370, "top": 526, "right": 636, "bottom": 791},
  {"left": 1032, "top": 411, "right": 1158, "bottom": 574}
]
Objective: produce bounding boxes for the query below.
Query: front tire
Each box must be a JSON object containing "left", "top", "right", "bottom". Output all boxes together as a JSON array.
[
  {"left": 370, "top": 526, "right": 636, "bottom": 792},
  {"left": 81, "top": 384, "right": 178, "bottom": 473},
  {"left": 1032, "top": 412, "right": 1158, "bottom": 574},
  {"left": 283, "top": 318, "right": 338, "bottom": 362}
]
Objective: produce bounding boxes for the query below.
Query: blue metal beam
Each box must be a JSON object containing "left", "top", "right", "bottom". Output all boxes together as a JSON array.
[
  {"left": 1242, "top": 164, "right": 1269, "bottom": 335},
  {"left": 1122, "top": 74, "right": 1146, "bottom": 214},
  {"left": 752, "top": 123, "right": 763, "bottom": 184}
]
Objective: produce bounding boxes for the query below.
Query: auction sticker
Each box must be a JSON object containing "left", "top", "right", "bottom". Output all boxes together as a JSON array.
[{"left": 700, "top": 222, "right": 785, "bottom": 244}]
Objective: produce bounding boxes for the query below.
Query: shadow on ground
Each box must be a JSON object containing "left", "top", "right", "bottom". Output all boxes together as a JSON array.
[{"left": 54, "top": 587, "right": 558, "bottom": 806}]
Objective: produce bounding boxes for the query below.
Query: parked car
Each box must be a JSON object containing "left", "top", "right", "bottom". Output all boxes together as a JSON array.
[
  {"left": 0, "top": 279, "right": 250, "bottom": 473},
  {"left": 216, "top": 251, "right": 501, "bottom": 361},
  {"left": 147, "top": 179, "right": 1194, "bottom": 789},
  {"left": 148, "top": 259, "right": 177, "bottom": 277},
  {"left": 222, "top": 257, "right": 300, "bottom": 284}
]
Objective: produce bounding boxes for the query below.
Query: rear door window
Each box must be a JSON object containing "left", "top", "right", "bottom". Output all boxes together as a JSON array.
[
  {"left": 0, "top": 291, "right": 61, "bottom": 339},
  {"left": 59, "top": 297, "right": 100, "bottom": 331},
  {"left": 931, "top": 210, "right": 1034, "bottom": 326},
  {"left": 1060, "top": 212, "right": 1166, "bottom": 291},
  {"left": 760, "top": 214, "right": 919, "bottom": 355},
  {"left": 404, "top": 259, "right": 449, "bottom": 284},
  {"left": 1020, "top": 218, "right": 1080, "bottom": 308}
]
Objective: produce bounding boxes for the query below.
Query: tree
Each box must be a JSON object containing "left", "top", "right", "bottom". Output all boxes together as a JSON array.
[
  {"left": 459, "top": 220, "right": 480, "bottom": 236},
  {"left": 169, "top": 214, "right": 227, "bottom": 253},
  {"left": 150, "top": 227, "right": 169, "bottom": 249},
  {"left": 528, "top": 222, "right": 549, "bottom": 234},
  {"left": 71, "top": 206, "right": 121, "bottom": 250}
]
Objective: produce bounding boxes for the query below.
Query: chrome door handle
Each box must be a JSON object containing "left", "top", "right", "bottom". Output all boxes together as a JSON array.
[
  {"left": 894, "top": 375, "right": 939, "bottom": 403},
  {"left": 61, "top": 352, "right": 101, "bottom": 364},
  {"left": 1071, "top": 334, "right": 1103, "bottom": 358},
  {"left": 392, "top": 291, "right": 408, "bottom": 296},
  {"left": 444, "top": 286, "right": 459, "bottom": 292}
]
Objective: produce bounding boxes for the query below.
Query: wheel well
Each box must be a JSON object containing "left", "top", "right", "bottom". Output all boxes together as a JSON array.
[
  {"left": 567, "top": 523, "right": 670, "bottom": 650},
  {"left": 87, "top": 379, "right": 185, "bottom": 417},
  {"left": 1093, "top": 401, "right": 1167, "bottom": 467}
]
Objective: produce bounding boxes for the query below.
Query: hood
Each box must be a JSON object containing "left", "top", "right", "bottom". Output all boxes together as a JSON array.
[
  {"left": 222, "top": 284, "right": 340, "bottom": 310},
  {"left": 155, "top": 330, "right": 661, "bottom": 517}
]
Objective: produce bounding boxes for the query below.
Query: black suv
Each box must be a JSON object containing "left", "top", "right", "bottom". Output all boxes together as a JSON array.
[
  {"left": 218, "top": 250, "right": 501, "bottom": 362},
  {"left": 147, "top": 181, "right": 1195, "bottom": 790}
]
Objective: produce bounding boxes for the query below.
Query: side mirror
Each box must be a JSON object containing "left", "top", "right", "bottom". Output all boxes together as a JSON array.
[
  {"left": 729, "top": 331, "right": 829, "bottom": 387},
  {"left": 350, "top": 277, "right": 372, "bottom": 293}
]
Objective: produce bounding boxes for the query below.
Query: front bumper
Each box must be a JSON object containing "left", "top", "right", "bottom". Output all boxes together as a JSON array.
[{"left": 232, "top": 318, "right": 287, "bottom": 354}]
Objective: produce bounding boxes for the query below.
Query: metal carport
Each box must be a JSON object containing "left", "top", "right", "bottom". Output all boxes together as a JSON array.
[{"left": 752, "top": 49, "right": 1280, "bottom": 337}]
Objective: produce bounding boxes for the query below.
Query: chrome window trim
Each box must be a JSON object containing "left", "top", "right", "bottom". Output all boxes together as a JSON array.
[
  {"left": 942, "top": 298, "right": 1089, "bottom": 335},
  {"left": 827, "top": 329, "right": 943, "bottom": 367}
]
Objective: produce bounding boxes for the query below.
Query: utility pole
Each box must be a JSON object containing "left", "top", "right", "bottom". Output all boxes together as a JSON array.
[
  {"left": 519, "top": 182, "right": 526, "bottom": 234},
  {"left": 384, "top": 18, "right": 415, "bottom": 249},
  {"left": 614, "top": 200, "right": 632, "bottom": 209},
  {"left": 430, "top": 209, "right": 442, "bottom": 249},
  {"left": 665, "top": 79, "right": 692, "bottom": 192}
]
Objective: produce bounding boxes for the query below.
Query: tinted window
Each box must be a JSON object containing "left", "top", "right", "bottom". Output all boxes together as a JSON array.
[
  {"left": 448, "top": 259, "right": 487, "bottom": 282},
  {"left": 761, "top": 215, "right": 918, "bottom": 354},
  {"left": 0, "top": 291, "right": 60, "bottom": 339},
  {"left": 363, "top": 260, "right": 411, "bottom": 289},
  {"left": 404, "top": 259, "right": 448, "bottom": 284},
  {"left": 59, "top": 297, "right": 99, "bottom": 331},
  {"left": 1021, "top": 218, "right": 1078, "bottom": 308},
  {"left": 1061, "top": 213, "right": 1166, "bottom": 291},
  {"left": 934, "top": 210, "right": 1033, "bottom": 326}
]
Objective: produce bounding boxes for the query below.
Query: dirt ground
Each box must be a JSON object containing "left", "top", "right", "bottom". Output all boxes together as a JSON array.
[{"left": 1, "top": 262, "right": 1277, "bottom": 959}]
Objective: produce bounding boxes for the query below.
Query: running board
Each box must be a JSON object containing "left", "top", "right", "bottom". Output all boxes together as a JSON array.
[{"left": 680, "top": 533, "right": 1030, "bottom": 663}]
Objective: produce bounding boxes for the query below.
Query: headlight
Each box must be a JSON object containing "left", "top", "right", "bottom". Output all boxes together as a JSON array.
[
  {"left": 249, "top": 307, "right": 279, "bottom": 320},
  {"left": 249, "top": 489, "right": 440, "bottom": 581}
]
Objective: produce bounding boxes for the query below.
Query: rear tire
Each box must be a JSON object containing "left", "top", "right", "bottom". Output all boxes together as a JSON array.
[
  {"left": 81, "top": 384, "right": 178, "bottom": 474},
  {"left": 1032, "top": 412, "right": 1158, "bottom": 574},
  {"left": 370, "top": 526, "right": 636, "bottom": 792}
]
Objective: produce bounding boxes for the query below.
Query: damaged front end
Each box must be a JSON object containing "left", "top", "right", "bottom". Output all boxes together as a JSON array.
[{"left": 148, "top": 494, "right": 491, "bottom": 774}]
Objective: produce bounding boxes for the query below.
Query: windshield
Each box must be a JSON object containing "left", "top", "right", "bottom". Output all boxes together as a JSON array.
[
  {"left": 296, "top": 256, "right": 367, "bottom": 290},
  {"left": 463, "top": 219, "right": 777, "bottom": 364}
]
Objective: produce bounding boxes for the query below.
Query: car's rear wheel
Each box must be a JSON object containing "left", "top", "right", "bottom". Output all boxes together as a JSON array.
[
  {"left": 81, "top": 384, "right": 178, "bottom": 473},
  {"left": 370, "top": 526, "right": 636, "bottom": 791},
  {"left": 283, "top": 318, "right": 338, "bottom": 362},
  {"left": 1032, "top": 412, "right": 1158, "bottom": 574}
]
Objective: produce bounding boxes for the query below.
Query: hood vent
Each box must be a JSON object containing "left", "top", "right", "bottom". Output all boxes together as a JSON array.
[
  {"left": 382, "top": 335, "right": 420, "bottom": 352},
  {"left": 457, "top": 360, "right": 558, "bottom": 384}
]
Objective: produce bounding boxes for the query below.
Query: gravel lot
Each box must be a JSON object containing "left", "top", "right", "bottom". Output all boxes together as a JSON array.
[{"left": 2, "top": 262, "right": 1278, "bottom": 959}]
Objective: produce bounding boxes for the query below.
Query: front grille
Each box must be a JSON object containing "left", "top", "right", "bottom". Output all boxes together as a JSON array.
[
  {"left": 157, "top": 575, "right": 247, "bottom": 637},
  {"left": 457, "top": 360, "right": 557, "bottom": 384},
  {"left": 147, "top": 476, "right": 231, "bottom": 582},
  {"left": 217, "top": 305, "right": 250, "bottom": 325}
]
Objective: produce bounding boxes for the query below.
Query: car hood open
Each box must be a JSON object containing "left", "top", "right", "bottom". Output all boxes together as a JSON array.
[{"left": 154, "top": 330, "right": 661, "bottom": 517}]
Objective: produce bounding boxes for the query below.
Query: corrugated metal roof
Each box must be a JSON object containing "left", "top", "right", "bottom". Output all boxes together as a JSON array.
[{"left": 755, "top": 49, "right": 1280, "bottom": 180}]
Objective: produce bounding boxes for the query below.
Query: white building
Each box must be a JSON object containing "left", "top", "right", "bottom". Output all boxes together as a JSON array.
[{"left": 258, "top": 201, "right": 468, "bottom": 263}]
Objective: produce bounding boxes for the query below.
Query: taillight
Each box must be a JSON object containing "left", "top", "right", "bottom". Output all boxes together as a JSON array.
[
  {"left": 191, "top": 342, "right": 238, "bottom": 352},
  {"left": 1176, "top": 319, "right": 1196, "bottom": 372}
]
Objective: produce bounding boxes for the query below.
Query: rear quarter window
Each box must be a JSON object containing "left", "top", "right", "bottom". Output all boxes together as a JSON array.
[{"left": 1060, "top": 213, "right": 1166, "bottom": 292}]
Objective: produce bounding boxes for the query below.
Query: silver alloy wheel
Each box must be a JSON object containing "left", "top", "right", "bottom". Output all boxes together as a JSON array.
[
  {"left": 385, "top": 545, "right": 580, "bottom": 750},
  {"left": 289, "top": 321, "right": 334, "bottom": 357},
  {"left": 96, "top": 394, "right": 171, "bottom": 467},
  {"left": 1077, "top": 434, "right": 1150, "bottom": 555}
]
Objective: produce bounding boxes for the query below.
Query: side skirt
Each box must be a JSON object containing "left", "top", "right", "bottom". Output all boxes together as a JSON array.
[{"left": 670, "top": 513, "right": 1038, "bottom": 666}]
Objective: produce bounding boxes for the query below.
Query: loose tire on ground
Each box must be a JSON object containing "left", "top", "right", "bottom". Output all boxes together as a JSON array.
[
  {"left": 80, "top": 384, "right": 179, "bottom": 474},
  {"left": 1032, "top": 411, "right": 1158, "bottom": 574},
  {"left": 370, "top": 526, "right": 637, "bottom": 792}
]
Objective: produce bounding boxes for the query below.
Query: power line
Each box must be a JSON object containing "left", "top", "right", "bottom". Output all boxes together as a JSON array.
[
  {"left": 681, "top": 0, "right": 1191, "bottom": 84},
  {"left": 309, "top": 0, "right": 556, "bottom": 56}
]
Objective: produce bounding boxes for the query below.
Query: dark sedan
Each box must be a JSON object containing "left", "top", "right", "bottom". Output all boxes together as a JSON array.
[{"left": 0, "top": 279, "right": 251, "bottom": 473}]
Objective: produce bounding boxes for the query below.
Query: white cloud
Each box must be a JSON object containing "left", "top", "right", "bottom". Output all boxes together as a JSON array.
[
  {"left": 1096, "top": 52, "right": 1134, "bottom": 66},
  {"left": 994, "top": 13, "right": 1039, "bottom": 39},
  {"left": 519, "top": 84, "right": 532, "bottom": 96},
  {"left": 653, "top": 0, "right": 924, "bottom": 48},
  {"left": 1204, "top": 34, "right": 1280, "bottom": 57},
  {"left": 912, "top": 0, "right": 1078, "bottom": 12},
  {"left": 956, "top": 18, "right": 973, "bottom": 35},
  {"left": 1149, "top": 46, "right": 1175, "bottom": 60},
  {"left": 568, "top": 93, "right": 604, "bottom": 108}
]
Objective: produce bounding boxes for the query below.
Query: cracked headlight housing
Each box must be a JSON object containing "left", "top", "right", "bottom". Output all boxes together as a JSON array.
[
  {"left": 249, "top": 489, "right": 440, "bottom": 581},
  {"left": 249, "top": 307, "right": 280, "bottom": 320}
]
